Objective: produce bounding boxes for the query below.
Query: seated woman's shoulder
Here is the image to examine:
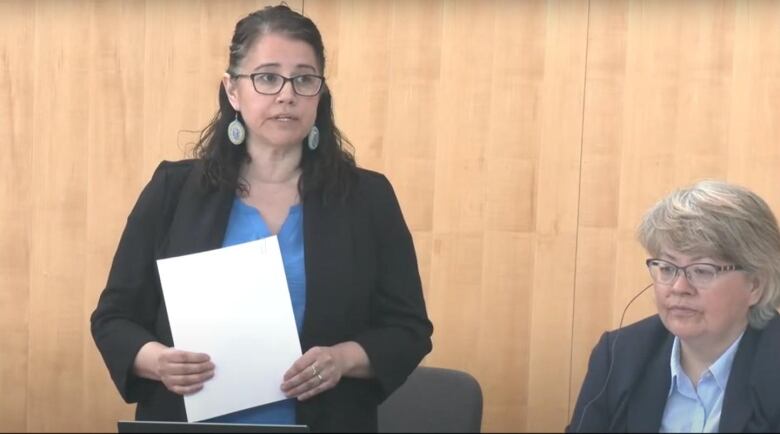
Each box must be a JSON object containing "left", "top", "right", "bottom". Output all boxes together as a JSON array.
[
  {"left": 605, "top": 314, "right": 667, "bottom": 344},
  {"left": 614, "top": 314, "right": 663, "bottom": 334},
  {"left": 760, "top": 312, "right": 780, "bottom": 340}
]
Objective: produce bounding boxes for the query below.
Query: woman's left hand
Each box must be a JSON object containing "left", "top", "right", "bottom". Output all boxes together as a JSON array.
[
  {"left": 281, "top": 346, "right": 343, "bottom": 401},
  {"left": 281, "top": 341, "right": 372, "bottom": 401}
]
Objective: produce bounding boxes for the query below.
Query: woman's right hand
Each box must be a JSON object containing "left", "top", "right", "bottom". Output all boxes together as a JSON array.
[{"left": 133, "top": 341, "right": 215, "bottom": 395}]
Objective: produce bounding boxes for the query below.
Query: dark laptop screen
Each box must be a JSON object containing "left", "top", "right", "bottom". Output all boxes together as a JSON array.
[{"left": 117, "top": 420, "right": 309, "bottom": 433}]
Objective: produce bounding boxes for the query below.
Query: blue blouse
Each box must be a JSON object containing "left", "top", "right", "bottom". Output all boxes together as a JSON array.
[
  {"left": 206, "top": 197, "right": 306, "bottom": 424},
  {"left": 659, "top": 333, "right": 744, "bottom": 433}
]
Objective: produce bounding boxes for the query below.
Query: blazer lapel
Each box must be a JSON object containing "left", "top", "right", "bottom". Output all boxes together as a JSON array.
[
  {"left": 719, "top": 327, "right": 759, "bottom": 432},
  {"left": 626, "top": 334, "right": 673, "bottom": 432},
  {"left": 748, "top": 317, "right": 780, "bottom": 431},
  {"left": 300, "top": 193, "right": 354, "bottom": 349},
  {"left": 297, "top": 193, "right": 355, "bottom": 429},
  {"left": 164, "top": 163, "right": 234, "bottom": 258}
]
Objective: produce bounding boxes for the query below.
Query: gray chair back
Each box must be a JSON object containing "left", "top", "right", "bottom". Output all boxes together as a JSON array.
[{"left": 378, "top": 366, "right": 483, "bottom": 433}]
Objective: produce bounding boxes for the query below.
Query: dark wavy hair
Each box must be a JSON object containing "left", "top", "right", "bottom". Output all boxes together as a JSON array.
[{"left": 192, "top": 4, "right": 356, "bottom": 203}]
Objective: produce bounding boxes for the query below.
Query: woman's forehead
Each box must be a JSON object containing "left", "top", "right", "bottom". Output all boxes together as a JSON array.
[
  {"left": 243, "top": 33, "right": 318, "bottom": 69},
  {"left": 657, "top": 247, "right": 723, "bottom": 264}
]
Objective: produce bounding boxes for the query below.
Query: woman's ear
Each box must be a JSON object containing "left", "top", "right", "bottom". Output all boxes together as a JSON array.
[
  {"left": 748, "top": 274, "right": 764, "bottom": 306},
  {"left": 222, "top": 73, "right": 240, "bottom": 112}
]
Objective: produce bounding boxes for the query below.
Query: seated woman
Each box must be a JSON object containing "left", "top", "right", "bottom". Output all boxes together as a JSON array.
[{"left": 568, "top": 180, "right": 780, "bottom": 433}]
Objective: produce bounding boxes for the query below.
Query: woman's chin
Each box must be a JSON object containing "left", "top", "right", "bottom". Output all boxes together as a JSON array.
[
  {"left": 661, "top": 314, "right": 704, "bottom": 339},
  {"left": 248, "top": 136, "right": 305, "bottom": 150}
]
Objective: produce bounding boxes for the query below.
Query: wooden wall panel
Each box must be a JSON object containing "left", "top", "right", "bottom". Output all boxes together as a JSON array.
[
  {"left": 26, "top": 1, "right": 92, "bottom": 430},
  {"left": 304, "top": 0, "right": 386, "bottom": 176},
  {"left": 0, "top": 1, "right": 34, "bottom": 432},
  {"left": 727, "top": 0, "right": 780, "bottom": 203},
  {"left": 82, "top": 2, "right": 146, "bottom": 430},
  {"left": 425, "top": 1, "right": 497, "bottom": 398},
  {"left": 141, "top": 0, "right": 207, "bottom": 170},
  {"left": 523, "top": 2, "right": 588, "bottom": 431},
  {"left": 2, "top": 0, "right": 780, "bottom": 432}
]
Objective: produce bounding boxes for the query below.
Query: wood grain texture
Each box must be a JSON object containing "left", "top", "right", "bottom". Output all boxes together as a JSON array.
[
  {"left": 1, "top": 1, "right": 779, "bottom": 432},
  {"left": 82, "top": 2, "right": 146, "bottom": 430},
  {"left": 0, "top": 1, "right": 34, "bottom": 431},
  {"left": 26, "top": 1, "right": 93, "bottom": 430}
]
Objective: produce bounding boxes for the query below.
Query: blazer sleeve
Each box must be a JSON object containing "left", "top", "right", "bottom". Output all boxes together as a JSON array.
[
  {"left": 351, "top": 174, "right": 434, "bottom": 401},
  {"left": 567, "top": 332, "right": 612, "bottom": 433},
  {"left": 90, "top": 161, "right": 188, "bottom": 403}
]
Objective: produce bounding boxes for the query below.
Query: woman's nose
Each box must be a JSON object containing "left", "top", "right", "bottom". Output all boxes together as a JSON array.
[
  {"left": 669, "top": 271, "right": 695, "bottom": 293},
  {"left": 275, "top": 80, "right": 297, "bottom": 103}
]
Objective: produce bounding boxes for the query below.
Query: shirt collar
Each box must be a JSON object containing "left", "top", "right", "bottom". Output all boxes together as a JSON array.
[
  {"left": 709, "top": 331, "right": 744, "bottom": 390},
  {"left": 667, "top": 331, "right": 745, "bottom": 397},
  {"left": 668, "top": 336, "right": 685, "bottom": 397}
]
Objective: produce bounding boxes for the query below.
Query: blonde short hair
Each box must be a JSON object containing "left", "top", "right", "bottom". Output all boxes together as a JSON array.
[{"left": 637, "top": 180, "right": 780, "bottom": 329}]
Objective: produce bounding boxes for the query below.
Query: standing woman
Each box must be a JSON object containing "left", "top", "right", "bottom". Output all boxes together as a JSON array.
[{"left": 91, "top": 5, "right": 433, "bottom": 432}]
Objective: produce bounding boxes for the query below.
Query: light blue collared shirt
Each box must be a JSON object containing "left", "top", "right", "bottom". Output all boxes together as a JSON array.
[{"left": 659, "top": 332, "right": 744, "bottom": 433}]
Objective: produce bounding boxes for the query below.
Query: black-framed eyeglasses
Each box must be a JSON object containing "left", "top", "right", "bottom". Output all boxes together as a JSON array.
[
  {"left": 645, "top": 258, "right": 743, "bottom": 289},
  {"left": 232, "top": 72, "right": 325, "bottom": 96}
]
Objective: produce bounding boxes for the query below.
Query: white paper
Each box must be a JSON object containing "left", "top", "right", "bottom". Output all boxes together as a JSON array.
[{"left": 156, "top": 236, "right": 302, "bottom": 422}]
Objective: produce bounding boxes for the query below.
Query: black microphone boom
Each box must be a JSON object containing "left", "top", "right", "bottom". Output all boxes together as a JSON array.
[{"left": 572, "top": 282, "right": 654, "bottom": 433}]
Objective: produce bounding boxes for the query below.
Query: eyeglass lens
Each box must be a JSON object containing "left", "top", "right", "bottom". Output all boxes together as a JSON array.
[
  {"left": 647, "top": 260, "right": 719, "bottom": 287},
  {"left": 253, "top": 73, "right": 322, "bottom": 96}
]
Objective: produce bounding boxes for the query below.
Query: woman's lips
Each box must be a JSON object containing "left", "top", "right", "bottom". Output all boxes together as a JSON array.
[
  {"left": 270, "top": 114, "right": 298, "bottom": 122},
  {"left": 667, "top": 306, "right": 699, "bottom": 316}
]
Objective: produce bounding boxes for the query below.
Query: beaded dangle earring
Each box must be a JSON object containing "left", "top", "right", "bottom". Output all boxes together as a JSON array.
[
  {"left": 227, "top": 113, "right": 246, "bottom": 145},
  {"left": 307, "top": 125, "right": 319, "bottom": 150}
]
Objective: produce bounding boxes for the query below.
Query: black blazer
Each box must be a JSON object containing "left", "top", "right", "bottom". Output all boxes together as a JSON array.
[
  {"left": 91, "top": 160, "right": 433, "bottom": 432},
  {"left": 567, "top": 314, "right": 780, "bottom": 432}
]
